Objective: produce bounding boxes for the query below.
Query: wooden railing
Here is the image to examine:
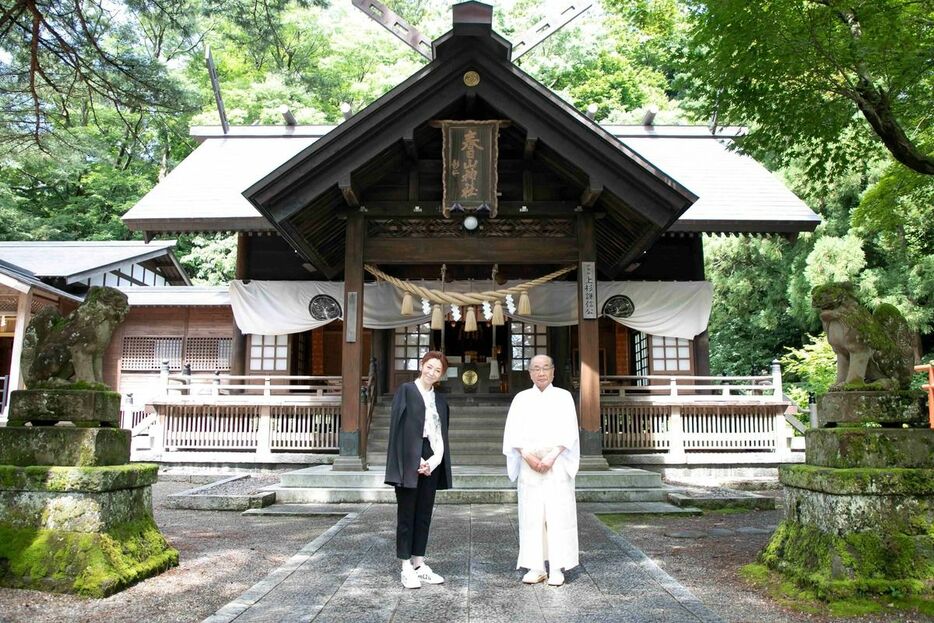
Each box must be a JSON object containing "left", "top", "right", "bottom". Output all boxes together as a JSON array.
[
  {"left": 600, "top": 360, "right": 783, "bottom": 401},
  {"left": 913, "top": 363, "right": 934, "bottom": 428},
  {"left": 162, "top": 371, "right": 344, "bottom": 398},
  {"left": 601, "top": 363, "right": 794, "bottom": 458}
]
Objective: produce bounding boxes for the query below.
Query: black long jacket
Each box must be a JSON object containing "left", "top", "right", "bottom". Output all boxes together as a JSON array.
[{"left": 384, "top": 382, "right": 452, "bottom": 490}]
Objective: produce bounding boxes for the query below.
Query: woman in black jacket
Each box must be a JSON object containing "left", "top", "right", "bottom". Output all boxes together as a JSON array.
[{"left": 385, "top": 350, "right": 452, "bottom": 589}]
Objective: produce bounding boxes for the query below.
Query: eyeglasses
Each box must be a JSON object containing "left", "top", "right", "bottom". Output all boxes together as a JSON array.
[{"left": 529, "top": 366, "right": 554, "bottom": 373}]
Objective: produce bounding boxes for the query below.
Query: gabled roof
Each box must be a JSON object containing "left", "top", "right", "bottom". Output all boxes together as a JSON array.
[
  {"left": 0, "top": 241, "right": 189, "bottom": 285},
  {"left": 0, "top": 259, "right": 83, "bottom": 301},
  {"left": 122, "top": 125, "right": 818, "bottom": 236}
]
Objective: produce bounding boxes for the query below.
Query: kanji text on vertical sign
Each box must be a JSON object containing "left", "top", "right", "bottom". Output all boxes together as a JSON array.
[
  {"left": 581, "top": 261, "right": 597, "bottom": 319},
  {"left": 441, "top": 121, "right": 502, "bottom": 218}
]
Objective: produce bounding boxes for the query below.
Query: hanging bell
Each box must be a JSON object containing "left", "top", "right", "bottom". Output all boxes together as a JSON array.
[
  {"left": 464, "top": 305, "right": 478, "bottom": 332},
  {"left": 492, "top": 300, "right": 505, "bottom": 326},
  {"left": 517, "top": 291, "right": 531, "bottom": 315},
  {"left": 430, "top": 304, "right": 443, "bottom": 330},
  {"left": 401, "top": 291, "right": 414, "bottom": 315}
]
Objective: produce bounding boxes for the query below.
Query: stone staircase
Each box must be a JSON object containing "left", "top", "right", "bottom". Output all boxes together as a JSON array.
[
  {"left": 265, "top": 394, "right": 680, "bottom": 505},
  {"left": 366, "top": 395, "right": 513, "bottom": 467}
]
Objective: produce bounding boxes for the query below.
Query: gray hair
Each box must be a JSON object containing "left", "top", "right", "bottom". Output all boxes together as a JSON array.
[{"left": 528, "top": 354, "right": 554, "bottom": 370}]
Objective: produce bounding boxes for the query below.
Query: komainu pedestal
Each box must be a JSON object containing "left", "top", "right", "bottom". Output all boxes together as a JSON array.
[
  {"left": 761, "top": 285, "right": 934, "bottom": 600},
  {"left": 0, "top": 287, "right": 177, "bottom": 597}
]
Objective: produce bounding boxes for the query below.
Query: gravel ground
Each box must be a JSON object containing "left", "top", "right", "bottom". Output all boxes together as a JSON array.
[
  {"left": 188, "top": 474, "right": 284, "bottom": 496},
  {"left": 603, "top": 493, "right": 932, "bottom": 623},
  {"left": 0, "top": 480, "right": 336, "bottom": 623}
]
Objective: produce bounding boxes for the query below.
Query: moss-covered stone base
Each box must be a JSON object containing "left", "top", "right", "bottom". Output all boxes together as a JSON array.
[
  {"left": 761, "top": 520, "right": 933, "bottom": 600},
  {"left": 817, "top": 390, "right": 926, "bottom": 427},
  {"left": 806, "top": 428, "right": 934, "bottom": 469},
  {"left": 0, "top": 516, "right": 178, "bottom": 597},
  {"left": 0, "top": 463, "right": 158, "bottom": 493},
  {"left": 0, "top": 427, "right": 130, "bottom": 467},
  {"left": 7, "top": 389, "right": 121, "bottom": 427}
]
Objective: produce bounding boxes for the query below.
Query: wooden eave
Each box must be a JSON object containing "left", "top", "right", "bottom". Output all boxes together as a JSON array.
[{"left": 244, "top": 36, "right": 697, "bottom": 278}]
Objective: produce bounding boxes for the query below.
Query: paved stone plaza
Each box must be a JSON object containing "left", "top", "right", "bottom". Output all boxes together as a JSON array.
[{"left": 203, "top": 504, "right": 723, "bottom": 623}]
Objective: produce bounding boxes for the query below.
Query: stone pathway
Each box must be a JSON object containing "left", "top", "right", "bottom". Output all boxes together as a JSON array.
[{"left": 203, "top": 505, "right": 723, "bottom": 623}]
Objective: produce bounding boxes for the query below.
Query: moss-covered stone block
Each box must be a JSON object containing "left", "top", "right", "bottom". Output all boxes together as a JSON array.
[
  {"left": 817, "top": 390, "right": 926, "bottom": 427},
  {"left": 782, "top": 484, "right": 933, "bottom": 536},
  {"left": 7, "top": 389, "right": 121, "bottom": 427},
  {"left": 761, "top": 520, "right": 933, "bottom": 600},
  {"left": 0, "top": 464, "right": 158, "bottom": 493},
  {"left": 0, "top": 427, "right": 129, "bottom": 467},
  {"left": 0, "top": 516, "right": 178, "bottom": 597},
  {"left": 806, "top": 428, "right": 934, "bottom": 469},
  {"left": 780, "top": 464, "right": 934, "bottom": 497},
  {"left": 0, "top": 484, "right": 154, "bottom": 532}
]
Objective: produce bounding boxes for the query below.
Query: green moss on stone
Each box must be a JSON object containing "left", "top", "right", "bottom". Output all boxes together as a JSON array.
[
  {"left": 0, "top": 516, "right": 177, "bottom": 597},
  {"left": 0, "top": 520, "right": 177, "bottom": 597},
  {"left": 779, "top": 463, "right": 934, "bottom": 496},
  {"left": 760, "top": 521, "right": 933, "bottom": 600}
]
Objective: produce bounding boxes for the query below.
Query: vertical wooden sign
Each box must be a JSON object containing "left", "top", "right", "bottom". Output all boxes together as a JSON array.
[
  {"left": 581, "top": 261, "right": 597, "bottom": 319},
  {"left": 345, "top": 291, "right": 358, "bottom": 342},
  {"left": 441, "top": 120, "right": 500, "bottom": 217}
]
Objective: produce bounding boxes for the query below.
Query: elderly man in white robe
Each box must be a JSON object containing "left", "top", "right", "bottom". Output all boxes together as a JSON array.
[{"left": 502, "top": 354, "right": 580, "bottom": 587}]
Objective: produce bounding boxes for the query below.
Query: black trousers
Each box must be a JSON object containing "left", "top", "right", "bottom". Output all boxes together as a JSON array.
[{"left": 395, "top": 438, "right": 440, "bottom": 559}]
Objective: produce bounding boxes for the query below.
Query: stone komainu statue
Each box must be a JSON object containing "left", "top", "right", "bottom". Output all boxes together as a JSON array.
[
  {"left": 811, "top": 282, "right": 914, "bottom": 390},
  {"left": 21, "top": 286, "right": 130, "bottom": 388}
]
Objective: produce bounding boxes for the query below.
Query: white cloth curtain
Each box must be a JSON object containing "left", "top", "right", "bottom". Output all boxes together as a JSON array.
[{"left": 229, "top": 279, "right": 712, "bottom": 340}]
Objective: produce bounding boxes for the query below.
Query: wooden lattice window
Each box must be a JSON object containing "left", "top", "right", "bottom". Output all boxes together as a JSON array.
[
  {"left": 186, "top": 337, "right": 232, "bottom": 371},
  {"left": 650, "top": 335, "right": 693, "bottom": 373},
  {"left": 633, "top": 331, "right": 649, "bottom": 383},
  {"left": 122, "top": 337, "right": 183, "bottom": 370},
  {"left": 250, "top": 334, "right": 289, "bottom": 372},
  {"left": 394, "top": 323, "right": 431, "bottom": 371},
  {"left": 510, "top": 321, "right": 547, "bottom": 371}
]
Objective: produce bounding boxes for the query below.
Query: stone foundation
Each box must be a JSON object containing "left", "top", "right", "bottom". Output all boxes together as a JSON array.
[
  {"left": 0, "top": 389, "right": 176, "bottom": 597},
  {"left": 816, "top": 390, "right": 926, "bottom": 427}
]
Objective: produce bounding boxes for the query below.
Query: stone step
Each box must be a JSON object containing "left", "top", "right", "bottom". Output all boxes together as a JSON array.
[
  {"left": 280, "top": 467, "right": 663, "bottom": 490},
  {"left": 268, "top": 486, "right": 668, "bottom": 504},
  {"left": 366, "top": 453, "right": 508, "bottom": 466},
  {"left": 246, "top": 500, "right": 702, "bottom": 516}
]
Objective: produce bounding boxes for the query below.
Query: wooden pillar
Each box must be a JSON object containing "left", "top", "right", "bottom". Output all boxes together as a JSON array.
[
  {"left": 230, "top": 233, "right": 248, "bottom": 378},
  {"left": 3, "top": 290, "right": 32, "bottom": 420},
  {"left": 333, "top": 212, "right": 366, "bottom": 471},
  {"left": 577, "top": 213, "right": 609, "bottom": 470}
]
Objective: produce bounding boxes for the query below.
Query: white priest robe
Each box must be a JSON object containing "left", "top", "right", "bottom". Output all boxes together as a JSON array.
[{"left": 503, "top": 384, "right": 580, "bottom": 572}]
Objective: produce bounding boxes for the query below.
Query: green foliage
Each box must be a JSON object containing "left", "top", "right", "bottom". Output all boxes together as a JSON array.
[
  {"left": 679, "top": 0, "right": 934, "bottom": 176},
  {"left": 176, "top": 234, "right": 237, "bottom": 285},
  {"left": 781, "top": 334, "right": 836, "bottom": 408}
]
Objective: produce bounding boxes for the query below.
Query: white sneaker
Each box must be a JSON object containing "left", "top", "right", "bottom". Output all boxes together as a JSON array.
[
  {"left": 415, "top": 564, "right": 444, "bottom": 585},
  {"left": 547, "top": 569, "right": 565, "bottom": 586},
  {"left": 401, "top": 566, "right": 422, "bottom": 589},
  {"left": 522, "top": 569, "right": 547, "bottom": 584}
]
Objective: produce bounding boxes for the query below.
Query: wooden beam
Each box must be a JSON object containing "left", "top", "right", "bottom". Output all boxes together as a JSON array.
[
  {"left": 354, "top": 200, "right": 578, "bottom": 217},
  {"left": 280, "top": 220, "right": 338, "bottom": 279},
  {"left": 606, "top": 226, "right": 661, "bottom": 279},
  {"left": 351, "top": 0, "right": 432, "bottom": 60},
  {"left": 524, "top": 135, "right": 538, "bottom": 160},
  {"left": 579, "top": 180, "right": 603, "bottom": 208},
  {"left": 576, "top": 211, "right": 606, "bottom": 467},
  {"left": 403, "top": 132, "right": 418, "bottom": 161},
  {"left": 523, "top": 170, "right": 533, "bottom": 203},
  {"left": 364, "top": 237, "right": 577, "bottom": 263},
  {"left": 339, "top": 175, "right": 360, "bottom": 209}
]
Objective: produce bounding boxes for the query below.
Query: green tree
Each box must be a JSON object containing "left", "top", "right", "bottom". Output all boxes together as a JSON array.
[{"left": 681, "top": 0, "right": 934, "bottom": 175}]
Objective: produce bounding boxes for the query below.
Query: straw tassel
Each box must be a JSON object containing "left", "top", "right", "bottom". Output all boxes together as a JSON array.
[
  {"left": 401, "top": 291, "right": 414, "bottom": 315},
  {"left": 464, "top": 306, "right": 478, "bottom": 332},
  {"left": 430, "top": 304, "right": 443, "bottom": 330},
  {"left": 492, "top": 300, "right": 505, "bottom": 326},
  {"left": 517, "top": 291, "right": 531, "bottom": 315}
]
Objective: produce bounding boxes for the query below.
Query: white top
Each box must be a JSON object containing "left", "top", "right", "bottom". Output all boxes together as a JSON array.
[
  {"left": 502, "top": 384, "right": 580, "bottom": 482},
  {"left": 416, "top": 382, "right": 444, "bottom": 473}
]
